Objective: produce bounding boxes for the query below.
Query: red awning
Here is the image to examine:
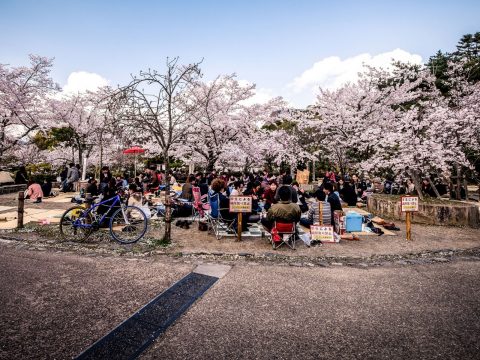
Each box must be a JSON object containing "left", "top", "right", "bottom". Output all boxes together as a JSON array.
[{"left": 123, "top": 146, "right": 145, "bottom": 154}]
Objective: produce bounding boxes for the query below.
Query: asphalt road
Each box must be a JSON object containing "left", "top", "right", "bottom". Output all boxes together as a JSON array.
[
  {"left": 141, "top": 260, "right": 480, "bottom": 360},
  {"left": 0, "top": 242, "right": 479, "bottom": 360}
]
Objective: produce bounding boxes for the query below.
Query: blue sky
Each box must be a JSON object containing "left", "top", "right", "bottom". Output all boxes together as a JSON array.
[{"left": 1, "top": 0, "right": 479, "bottom": 106}]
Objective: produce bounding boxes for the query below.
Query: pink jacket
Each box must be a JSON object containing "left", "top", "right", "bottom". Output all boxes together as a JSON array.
[{"left": 27, "top": 183, "right": 43, "bottom": 200}]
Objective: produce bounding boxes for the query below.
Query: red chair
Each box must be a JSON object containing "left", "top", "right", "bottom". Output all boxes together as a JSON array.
[
  {"left": 270, "top": 221, "right": 296, "bottom": 250},
  {"left": 192, "top": 186, "right": 210, "bottom": 220}
]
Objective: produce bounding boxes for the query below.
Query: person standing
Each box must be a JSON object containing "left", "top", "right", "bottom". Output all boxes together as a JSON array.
[{"left": 15, "top": 166, "right": 28, "bottom": 185}]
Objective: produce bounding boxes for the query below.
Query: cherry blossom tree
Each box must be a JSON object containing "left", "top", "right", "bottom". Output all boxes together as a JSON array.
[
  {"left": 179, "top": 75, "right": 293, "bottom": 172},
  {"left": 436, "top": 59, "right": 480, "bottom": 198},
  {"left": 111, "top": 57, "right": 202, "bottom": 242},
  {"left": 280, "top": 62, "right": 470, "bottom": 199},
  {"left": 41, "top": 87, "right": 116, "bottom": 172},
  {"left": 0, "top": 55, "right": 59, "bottom": 163}
]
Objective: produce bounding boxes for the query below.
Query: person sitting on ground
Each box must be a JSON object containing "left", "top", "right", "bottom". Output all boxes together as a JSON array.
[
  {"left": 274, "top": 174, "right": 298, "bottom": 203},
  {"left": 133, "top": 177, "right": 142, "bottom": 192},
  {"left": 262, "top": 180, "right": 277, "bottom": 211},
  {"left": 405, "top": 178, "right": 415, "bottom": 195},
  {"left": 230, "top": 180, "right": 244, "bottom": 196},
  {"left": 97, "top": 178, "right": 119, "bottom": 223},
  {"left": 210, "top": 178, "right": 235, "bottom": 221},
  {"left": 168, "top": 170, "right": 177, "bottom": 186},
  {"left": 41, "top": 179, "right": 54, "bottom": 198},
  {"left": 195, "top": 172, "right": 209, "bottom": 198},
  {"left": 115, "top": 175, "right": 128, "bottom": 189},
  {"left": 339, "top": 181, "right": 358, "bottom": 206},
  {"left": 15, "top": 166, "right": 28, "bottom": 185},
  {"left": 300, "top": 191, "right": 331, "bottom": 228},
  {"left": 26, "top": 180, "right": 43, "bottom": 203},
  {"left": 59, "top": 165, "right": 68, "bottom": 184},
  {"left": 421, "top": 178, "right": 437, "bottom": 197},
  {"left": 372, "top": 177, "right": 384, "bottom": 193},
  {"left": 243, "top": 180, "right": 262, "bottom": 214},
  {"left": 180, "top": 175, "right": 195, "bottom": 202},
  {"left": 86, "top": 178, "right": 99, "bottom": 197},
  {"left": 351, "top": 174, "right": 367, "bottom": 199},
  {"left": 332, "top": 182, "right": 341, "bottom": 202},
  {"left": 67, "top": 163, "right": 80, "bottom": 192},
  {"left": 323, "top": 182, "right": 342, "bottom": 225},
  {"left": 146, "top": 166, "right": 160, "bottom": 192},
  {"left": 227, "top": 174, "right": 237, "bottom": 188},
  {"left": 261, "top": 186, "right": 301, "bottom": 231},
  {"left": 291, "top": 181, "right": 309, "bottom": 213},
  {"left": 99, "top": 166, "right": 112, "bottom": 192}
]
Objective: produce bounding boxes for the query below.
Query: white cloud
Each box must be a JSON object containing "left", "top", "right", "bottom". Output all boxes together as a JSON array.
[
  {"left": 289, "top": 48, "right": 423, "bottom": 95},
  {"left": 62, "top": 71, "right": 109, "bottom": 94},
  {"left": 235, "top": 79, "right": 277, "bottom": 105},
  {"left": 243, "top": 87, "right": 277, "bottom": 105}
]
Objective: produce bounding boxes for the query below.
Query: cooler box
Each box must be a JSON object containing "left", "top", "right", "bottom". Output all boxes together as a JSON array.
[{"left": 346, "top": 212, "right": 363, "bottom": 232}]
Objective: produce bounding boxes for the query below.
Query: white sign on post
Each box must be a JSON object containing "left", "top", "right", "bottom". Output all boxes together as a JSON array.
[
  {"left": 229, "top": 196, "right": 252, "bottom": 213},
  {"left": 401, "top": 196, "right": 419, "bottom": 212},
  {"left": 310, "top": 225, "right": 336, "bottom": 243}
]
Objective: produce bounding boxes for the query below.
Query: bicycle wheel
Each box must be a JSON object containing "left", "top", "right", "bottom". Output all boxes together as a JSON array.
[
  {"left": 59, "top": 206, "right": 93, "bottom": 242},
  {"left": 109, "top": 205, "right": 148, "bottom": 244}
]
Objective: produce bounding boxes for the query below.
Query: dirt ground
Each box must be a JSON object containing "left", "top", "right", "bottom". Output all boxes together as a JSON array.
[{"left": 1, "top": 192, "right": 479, "bottom": 260}]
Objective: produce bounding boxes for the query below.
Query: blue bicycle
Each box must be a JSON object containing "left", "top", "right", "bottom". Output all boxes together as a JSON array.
[{"left": 59, "top": 193, "right": 148, "bottom": 244}]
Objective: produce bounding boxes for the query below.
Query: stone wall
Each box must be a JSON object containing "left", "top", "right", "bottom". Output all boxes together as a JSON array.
[
  {"left": 0, "top": 184, "right": 27, "bottom": 195},
  {"left": 367, "top": 195, "right": 480, "bottom": 228}
]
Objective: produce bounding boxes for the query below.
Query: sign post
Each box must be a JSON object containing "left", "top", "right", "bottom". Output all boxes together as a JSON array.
[
  {"left": 310, "top": 225, "right": 336, "bottom": 243},
  {"left": 229, "top": 196, "right": 252, "bottom": 241},
  {"left": 400, "top": 196, "right": 419, "bottom": 241}
]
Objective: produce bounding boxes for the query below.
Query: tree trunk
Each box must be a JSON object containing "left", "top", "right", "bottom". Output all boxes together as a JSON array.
[
  {"left": 427, "top": 177, "right": 441, "bottom": 198},
  {"left": 409, "top": 170, "right": 424, "bottom": 201},
  {"left": 163, "top": 150, "right": 172, "bottom": 243},
  {"left": 99, "top": 129, "right": 104, "bottom": 179},
  {"left": 464, "top": 178, "right": 469, "bottom": 201},
  {"left": 456, "top": 164, "right": 462, "bottom": 200},
  {"left": 206, "top": 158, "right": 216, "bottom": 172},
  {"left": 78, "top": 146, "right": 83, "bottom": 167}
]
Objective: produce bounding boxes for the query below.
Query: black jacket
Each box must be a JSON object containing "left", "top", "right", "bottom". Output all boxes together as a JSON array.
[{"left": 327, "top": 192, "right": 343, "bottom": 224}]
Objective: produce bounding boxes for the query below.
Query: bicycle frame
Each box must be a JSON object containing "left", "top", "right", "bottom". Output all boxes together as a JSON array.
[{"left": 73, "top": 195, "right": 125, "bottom": 229}]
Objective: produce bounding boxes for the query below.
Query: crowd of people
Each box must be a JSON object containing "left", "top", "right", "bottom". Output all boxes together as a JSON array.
[{"left": 11, "top": 161, "right": 468, "bottom": 221}]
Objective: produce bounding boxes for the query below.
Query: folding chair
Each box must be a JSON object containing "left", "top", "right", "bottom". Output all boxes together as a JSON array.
[
  {"left": 268, "top": 221, "right": 297, "bottom": 250},
  {"left": 205, "top": 192, "right": 236, "bottom": 240},
  {"left": 192, "top": 186, "right": 210, "bottom": 222}
]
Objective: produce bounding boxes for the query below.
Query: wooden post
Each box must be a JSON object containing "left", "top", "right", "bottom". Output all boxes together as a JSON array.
[
  {"left": 318, "top": 202, "right": 323, "bottom": 225},
  {"left": 237, "top": 212, "right": 242, "bottom": 242},
  {"left": 405, "top": 212, "right": 412, "bottom": 241},
  {"left": 17, "top": 191, "right": 24, "bottom": 229}
]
